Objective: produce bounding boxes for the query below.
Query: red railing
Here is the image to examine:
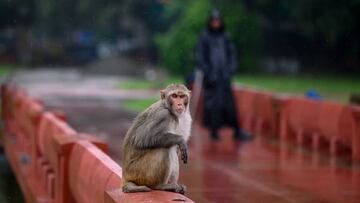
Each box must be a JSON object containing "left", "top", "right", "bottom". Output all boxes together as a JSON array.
[
  {"left": 2, "top": 82, "right": 359, "bottom": 203},
  {"left": 192, "top": 85, "right": 359, "bottom": 162},
  {"left": 233, "top": 87, "right": 360, "bottom": 163},
  {"left": 1, "top": 84, "right": 194, "bottom": 203}
]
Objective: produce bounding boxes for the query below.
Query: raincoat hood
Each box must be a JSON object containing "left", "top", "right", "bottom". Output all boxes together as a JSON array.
[{"left": 207, "top": 9, "right": 225, "bottom": 34}]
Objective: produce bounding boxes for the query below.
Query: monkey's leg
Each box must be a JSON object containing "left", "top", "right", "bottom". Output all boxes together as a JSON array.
[
  {"left": 167, "top": 174, "right": 187, "bottom": 195},
  {"left": 151, "top": 148, "right": 186, "bottom": 195},
  {"left": 167, "top": 146, "right": 180, "bottom": 183},
  {"left": 122, "top": 181, "right": 152, "bottom": 193},
  {"left": 153, "top": 183, "right": 186, "bottom": 195}
]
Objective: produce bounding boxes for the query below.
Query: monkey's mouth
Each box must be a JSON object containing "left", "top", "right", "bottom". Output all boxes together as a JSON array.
[{"left": 175, "top": 108, "right": 184, "bottom": 114}]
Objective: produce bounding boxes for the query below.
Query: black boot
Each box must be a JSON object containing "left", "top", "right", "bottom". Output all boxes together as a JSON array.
[
  {"left": 211, "top": 129, "right": 220, "bottom": 141},
  {"left": 233, "top": 128, "right": 253, "bottom": 141}
]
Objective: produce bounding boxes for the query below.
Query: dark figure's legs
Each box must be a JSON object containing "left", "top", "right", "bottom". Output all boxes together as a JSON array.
[
  {"left": 203, "top": 81, "right": 253, "bottom": 141},
  {"left": 210, "top": 127, "right": 220, "bottom": 140},
  {"left": 222, "top": 81, "right": 253, "bottom": 141},
  {"left": 203, "top": 85, "right": 222, "bottom": 140}
]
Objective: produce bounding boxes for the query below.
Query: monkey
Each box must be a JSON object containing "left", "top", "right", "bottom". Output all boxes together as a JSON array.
[{"left": 121, "top": 84, "right": 192, "bottom": 195}]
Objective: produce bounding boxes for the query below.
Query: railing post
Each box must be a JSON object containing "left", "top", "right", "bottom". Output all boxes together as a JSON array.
[{"left": 352, "top": 107, "right": 360, "bottom": 163}]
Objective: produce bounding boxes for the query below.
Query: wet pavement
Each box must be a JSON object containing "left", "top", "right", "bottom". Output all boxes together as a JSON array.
[
  {"left": 8, "top": 68, "right": 158, "bottom": 102},
  {"left": 3, "top": 68, "right": 360, "bottom": 203},
  {"left": 183, "top": 125, "right": 360, "bottom": 203}
]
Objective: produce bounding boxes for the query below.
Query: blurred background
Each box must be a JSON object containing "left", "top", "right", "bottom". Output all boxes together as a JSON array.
[
  {"left": 0, "top": 0, "right": 360, "bottom": 202},
  {"left": 0, "top": 0, "right": 359, "bottom": 101},
  {"left": 0, "top": 0, "right": 359, "bottom": 72}
]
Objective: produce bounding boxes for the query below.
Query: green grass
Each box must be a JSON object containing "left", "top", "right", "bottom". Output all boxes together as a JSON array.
[
  {"left": 235, "top": 75, "right": 360, "bottom": 93},
  {"left": 119, "top": 74, "right": 359, "bottom": 110},
  {"left": 235, "top": 74, "right": 360, "bottom": 102},
  {"left": 122, "top": 98, "right": 158, "bottom": 112},
  {"left": 117, "top": 77, "right": 184, "bottom": 90},
  {"left": 118, "top": 77, "right": 183, "bottom": 112},
  {"left": 118, "top": 74, "right": 359, "bottom": 94},
  {"left": 0, "top": 64, "right": 16, "bottom": 76}
]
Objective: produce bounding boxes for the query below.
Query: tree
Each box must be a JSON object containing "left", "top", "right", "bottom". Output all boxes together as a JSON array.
[
  {"left": 157, "top": 0, "right": 262, "bottom": 74},
  {"left": 253, "top": 0, "right": 360, "bottom": 72},
  {"left": 0, "top": 0, "right": 36, "bottom": 28}
]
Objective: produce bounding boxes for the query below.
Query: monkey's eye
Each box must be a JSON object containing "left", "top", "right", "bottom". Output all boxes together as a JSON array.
[
  {"left": 179, "top": 95, "right": 185, "bottom": 99},
  {"left": 171, "top": 94, "right": 178, "bottom": 99}
]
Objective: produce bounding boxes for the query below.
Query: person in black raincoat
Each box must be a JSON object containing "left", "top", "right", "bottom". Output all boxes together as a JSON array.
[{"left": 196, "top": 9, "right": 252, "bottom": 141}]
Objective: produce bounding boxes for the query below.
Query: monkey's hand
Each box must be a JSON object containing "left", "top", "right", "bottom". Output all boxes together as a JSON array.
[{"left": 178, "top": 141, "right": 188, "bottom": 164}]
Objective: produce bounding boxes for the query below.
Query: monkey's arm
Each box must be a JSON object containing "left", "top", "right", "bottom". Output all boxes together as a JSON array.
[
  {"left": 133, "top": 109, "right": 188, "bottom": 163},
  {"left": 136, "top": 131, "right": 188, "bottom": 164}
]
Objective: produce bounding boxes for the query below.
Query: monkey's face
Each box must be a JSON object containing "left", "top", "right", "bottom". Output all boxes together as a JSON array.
[
  {"left": 160, "top": 84, "right": 191, "bottom": 117},
  {"left": 169, "top": 91, "right": 189, "bottom": 116}
]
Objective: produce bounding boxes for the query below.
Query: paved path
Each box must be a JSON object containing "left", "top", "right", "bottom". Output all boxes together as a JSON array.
[
  {"left": 10, "top": 68, "right": 157, "bottom": 105},
  {"left": 184, "top": 124, "right": 360, "bottom": 203}
]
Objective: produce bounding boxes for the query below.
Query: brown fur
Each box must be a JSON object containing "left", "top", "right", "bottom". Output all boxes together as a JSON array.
[
  {"left": 121, "top": 84, "right": 191, "bottom": 194},
  {"left": 123, "top": 148, "right": 169, "bottom": 187}
]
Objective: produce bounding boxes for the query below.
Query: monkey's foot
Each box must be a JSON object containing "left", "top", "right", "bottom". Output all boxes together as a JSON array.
[
  {"left": 177, "top": 184, "right": 186, "bottom": 194},
  {"left": 154, "top": 183, "right": 186, "bottom": 194},
  {"left": 122, "top": 182, "right": 152, "bottom": 193}
]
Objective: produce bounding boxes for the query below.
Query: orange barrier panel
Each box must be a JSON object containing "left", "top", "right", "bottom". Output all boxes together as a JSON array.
[
  {"left": 36, "top": 113, "right": 108, "bottom": 203},
  {"left": 10, "top": 88, "right": 28, "bottom": 148},
  {"left": 318, "top": 102, "right": 355, "bottom": 155},
  {"left": 233, "top": 87, "right": 285, "bottom": 137},
  {"left": 352, "top": 107, "right": 360, "bottom": 162},
  {"left": 252, "top": 92, "right": 281, "bottom": 137},
  {"left": 4, "top": 140, "right": 49, "bottom": 203},
  {"left": 233, "top": 87, "right": 257, "bottom": 132},
  {"left": 69, "top": 140, "right": 194, "bottom": 203},
  {"left": 338, "top": 105, "right": 355, "bottom": 146},
  {"left": 1, "top": 87, "right": 49, "bottom": 203},
  {"left": 36, "top": 112, "right": 77, "bottom": 201},
  {"left": 19, "top": 99, "right": 43, "bottom": 171},
  {"left": 280, "top": 97, "right": 359, "bottom": 161},
  {"left": 280, "top": 97, "right": 322, "bottom": 146},
  {"left": 37, "top": 112, "right": 76, "bottom": 167},
  {"left": 68, "top": 140, "right": 120, "bottom": 203},
  {"left": 1, "top": 85, "right": 18, "bottom": 145},
  {"left": 192, "top": 92, "right": 204, "bottom": 123}
]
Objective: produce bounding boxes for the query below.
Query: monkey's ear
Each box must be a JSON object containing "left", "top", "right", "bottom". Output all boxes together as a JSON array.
[{"left": 160, "top": 90, "right": 166, "bottom": 99}]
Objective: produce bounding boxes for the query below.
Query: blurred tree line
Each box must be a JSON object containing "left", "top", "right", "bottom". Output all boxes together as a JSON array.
[
  {"left": 157, "top": 0, "right": 360, "bottom": 74},
  {"left": 253, "top": 0, "right": 360, "bottom": 74},
  {"left": 0, "top": 0, "right": 359, "bottom": 74},
  {"left": 156, "top": 0, "right": 262, "bottom": 74}
]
